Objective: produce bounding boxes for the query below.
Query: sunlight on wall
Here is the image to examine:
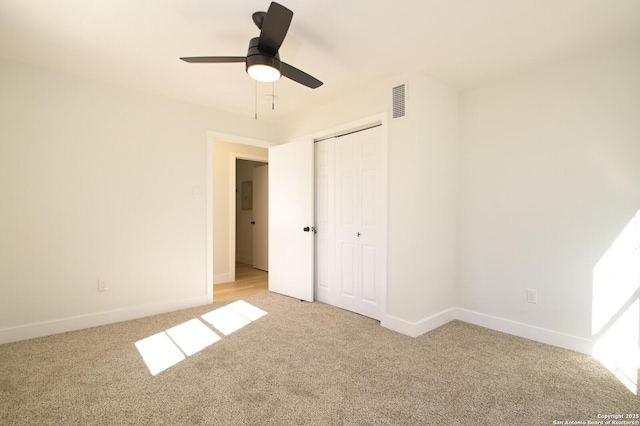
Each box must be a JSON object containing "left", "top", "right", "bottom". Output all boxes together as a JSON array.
[
  {"left": 135, "top": 301, "right": 268, "bottom": 376},
  {"left": 592, "top": 210, "right": 640, "bottom": 394}
]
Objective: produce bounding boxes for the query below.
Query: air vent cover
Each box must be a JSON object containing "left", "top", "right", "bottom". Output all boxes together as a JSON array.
[{"left": 392, "top": 84, "right": 406, "bottom": 119}]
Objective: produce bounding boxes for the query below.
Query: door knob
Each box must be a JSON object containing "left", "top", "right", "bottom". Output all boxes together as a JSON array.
[
  {"left": 303, "top": 227, "right": 310, "bottom": 232},
  {"left": 357, "top": 232, "right": 361, "bottom": 237}
]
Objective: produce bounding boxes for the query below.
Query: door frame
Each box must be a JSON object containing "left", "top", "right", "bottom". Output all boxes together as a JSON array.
[{"left": 207, "top": 132, "right": 274, "bottom": 303}]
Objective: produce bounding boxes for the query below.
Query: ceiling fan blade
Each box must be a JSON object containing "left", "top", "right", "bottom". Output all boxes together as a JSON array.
[
  {"left": 281, "top": 62, "right": 323, "bottom": 89},
  {"left": 180, "top": 56, "right": 246, "bottom": 63},
  {"left": 257, "top": 2, "right": 293, "bottom": 55}
]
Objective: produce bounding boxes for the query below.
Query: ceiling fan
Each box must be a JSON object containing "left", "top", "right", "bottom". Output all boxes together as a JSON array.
[{"left": 180, "top": 2, "right": 323, "bottom": 89}]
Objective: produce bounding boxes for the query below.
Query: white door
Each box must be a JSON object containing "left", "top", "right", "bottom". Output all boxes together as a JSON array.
[
  {"left": 252, "top": 165, "right": 268, "bottom": 271},
  {"left": 317, "top": 126, "right": 385, "bottom": 320},
  {"left": 315, "top": 138, "right": 335, "bottom": 303},
  {"left": 268, "top": 140, "right": 314, "bottom": 301}
]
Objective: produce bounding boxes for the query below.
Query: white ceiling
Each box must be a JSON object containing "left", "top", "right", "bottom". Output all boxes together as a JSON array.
[{"left": 1, "top": 0, "right": 639, "bottom": 122}]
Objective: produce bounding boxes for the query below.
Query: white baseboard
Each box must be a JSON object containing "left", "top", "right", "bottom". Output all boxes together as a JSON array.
[
  {"left": 382, "top": 307, "right": 595, "bottom": 356},
  {"left": 0, "top": 295, "right": 211, "bottom": 345},
  {"left": 454, "top": 308, "right": 595, "bottom": 355},
  {"left": 2, "top": 298, "right": 597, "bottom": 357},
  {"left": 236, "top": 256, "right": 253, "bottom": 265},
  {"left": 382, "top": 308, "right": 456, "bottom": 338},
  {"left": 213, "top": 272, "right": 233, "bottom": 285}
]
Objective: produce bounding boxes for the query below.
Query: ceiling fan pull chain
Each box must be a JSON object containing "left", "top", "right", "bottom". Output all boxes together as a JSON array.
[
  {"left": 255, "top": 80, "right": 258, "bottom": 120},
  {"left": 272, "top": 82, "right": 275, "bottom": 111}
]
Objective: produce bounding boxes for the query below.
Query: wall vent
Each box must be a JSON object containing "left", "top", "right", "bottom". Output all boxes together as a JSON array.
[{"left": 392, "top": 84, "right": 406, "bottom": 119}]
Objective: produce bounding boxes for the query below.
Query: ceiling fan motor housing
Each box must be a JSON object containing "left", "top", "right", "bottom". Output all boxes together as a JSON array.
[{"left": 246, "top": 37, "right": 282, "bottom": 73}]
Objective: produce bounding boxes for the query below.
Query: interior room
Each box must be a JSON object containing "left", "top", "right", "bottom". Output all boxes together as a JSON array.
[{"left": 1, "top": 1, "right": 639, "bottom": 423}]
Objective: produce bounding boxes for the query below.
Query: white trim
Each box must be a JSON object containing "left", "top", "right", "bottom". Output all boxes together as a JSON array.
[
  {"left": 455, "top": 308, "right": 595, "bottom": 355},
  {"left": 214, "top": 272, "right": 234, "bottom": 284},
  {"left": 207, "top": 131, "right": 277, "bottom": 149},
  {"left": 0, "top": 295, "right": 210, "bottom": 345},
  {"left": 206, "top": 136, "right": 214, "bottom": 302},
  {"left": 381, "top": 307, "right": 595, "bottom": 355},
  {"left": 377, "top": 115, "right": 388, "bottom": 321},
  {"left": 382, "top": 309, "right": 456, "bottom": 338},
  {"left": 236, "top": 255, "right": 253, "bottom": 265},
  {"left": 296, "top": 113, "right": 388, "bottom": 144}
]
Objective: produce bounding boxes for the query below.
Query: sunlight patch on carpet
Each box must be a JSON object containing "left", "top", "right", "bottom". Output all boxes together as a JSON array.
[
  {"left": 135, "top": 300, "right": 268, "bottom": 376},
  {"left": 201, "top": 306, "right": 252, "bottom": 335},
  {"left": 135, "top": 331, "right": 186, "bottom": 376},
  {"left": 226, "top": 300, "right": 268, "bottom": 321},
  {"left": 166, "top": 318, "right": 221, "bottom": 356}
]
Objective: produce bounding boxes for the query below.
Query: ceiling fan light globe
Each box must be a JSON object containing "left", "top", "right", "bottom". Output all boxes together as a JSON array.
[{"left": 247, "top": 64, "right": 281, "bottom": 82}]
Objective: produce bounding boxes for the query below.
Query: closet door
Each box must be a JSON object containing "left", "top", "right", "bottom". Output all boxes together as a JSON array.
[{"left": 334, "top": 126, "right": 384, "bottom": 320}]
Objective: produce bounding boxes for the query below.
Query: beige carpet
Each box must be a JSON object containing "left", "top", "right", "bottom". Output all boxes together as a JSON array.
[{"left": 1, "top": 292, "right": 638, "bottom": 425}]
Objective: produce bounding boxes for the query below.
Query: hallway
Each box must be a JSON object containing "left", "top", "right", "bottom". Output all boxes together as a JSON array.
[{"left": 213, "top": 263, "right": 268, "bottom": 302}]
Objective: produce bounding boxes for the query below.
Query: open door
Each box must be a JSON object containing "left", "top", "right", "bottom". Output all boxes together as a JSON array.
[
  {"left": 252, "top": 164, "right": 268, "bottom": 271},
  {"left": 268, "top": 140, "right": 314, "bottom": 301}
]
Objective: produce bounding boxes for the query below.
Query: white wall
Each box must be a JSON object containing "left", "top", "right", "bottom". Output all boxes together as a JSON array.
[
  {"left": 388, "top": 75, "right": 458, "bottom": 326},
  {"left": 0, "top": 58, "right": 275, "bottom": 343},
  {"left": 457, "top": 42, "right": 640, "bottom": 345},
  {"left": 5, "top": 40, "right": 637, "bottom": 352},
  {"left": 279, "top": 71, "right": 459, "bottom": 333}
]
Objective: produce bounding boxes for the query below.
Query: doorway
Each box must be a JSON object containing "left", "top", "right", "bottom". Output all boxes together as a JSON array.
[
  {"left": 207, "top": 133, "right": 273, "bottom": 303},
  {"left": 235, "top": 159, "right": 268, "bottom": 271},
  {"left": 214, "top": 262, "right": 268, "bottom": 302},
  {"left": 213, "top": 157, "right": 269, "bottom": 302}
]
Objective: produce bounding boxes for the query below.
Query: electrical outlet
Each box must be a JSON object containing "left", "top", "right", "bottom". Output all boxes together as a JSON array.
[
  {"left": 98, "top": 280, "right": 109, "bottom": 292},
  {"left": 527, "top": 289, "right": 537, "bottom": 304}
]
